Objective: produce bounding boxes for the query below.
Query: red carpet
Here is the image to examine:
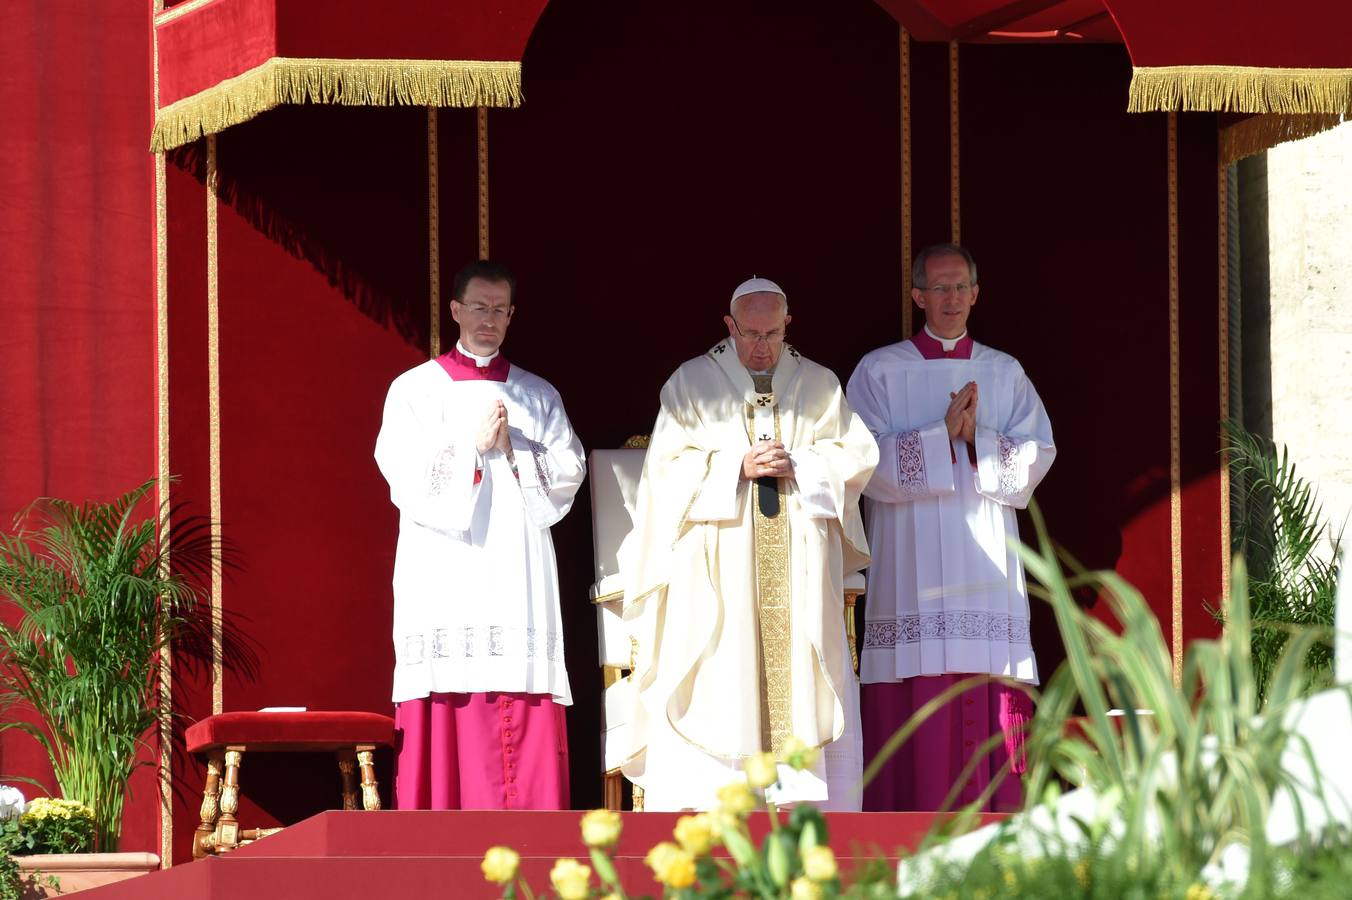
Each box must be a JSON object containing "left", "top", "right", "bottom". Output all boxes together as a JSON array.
[{"left": 77, "top": 810, "right": 1003, "bottom": 898}]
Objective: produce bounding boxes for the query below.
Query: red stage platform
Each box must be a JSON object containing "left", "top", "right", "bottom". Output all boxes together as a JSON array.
[{"left": 76, "top": 810, "right": 1002, "bottom": 898}]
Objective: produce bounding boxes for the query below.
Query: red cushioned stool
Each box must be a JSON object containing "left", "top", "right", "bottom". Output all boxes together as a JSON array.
[{"left": 184, "top": 710, "right": 394, "bottom": 858}]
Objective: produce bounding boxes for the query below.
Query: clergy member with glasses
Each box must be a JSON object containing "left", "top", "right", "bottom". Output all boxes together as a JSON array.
[
  {"left": 847, "top": 244, "right": 1056, "bottom": 812},
  {"left": 617, "top": 276, "right": 878, "bottom": 810},
  {"left": 375, "top": 260, "right": 585, "bottom": 810}
]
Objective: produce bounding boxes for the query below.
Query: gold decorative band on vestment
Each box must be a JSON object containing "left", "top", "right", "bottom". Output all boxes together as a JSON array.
[
  {"left": 1219, "top": 113, "right": 1346, "bottom": 165},
  {"left": 150, "top": 57, "right": 522, "bottom": 152},
  {"left": 745, "top": 406, "right": 792, "bottom": 755},
  {"left": 1128, "top": 66, "right": 1352, "bottom": 115}
]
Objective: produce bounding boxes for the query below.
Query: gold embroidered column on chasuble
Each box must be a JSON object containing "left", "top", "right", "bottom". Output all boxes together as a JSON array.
[{"left": 745, "top": 386, "right": 792, "bottom": 755}]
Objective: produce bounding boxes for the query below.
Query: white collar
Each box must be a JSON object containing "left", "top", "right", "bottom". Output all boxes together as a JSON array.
[
  {"left": 456, "top": 340, "right": 500, "bottom": 366},
  {"left": 924, "top": 324, "right": 967, "bottom": 352}
]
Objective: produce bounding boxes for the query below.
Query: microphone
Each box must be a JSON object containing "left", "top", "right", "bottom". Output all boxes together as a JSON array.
[
  {"left": 755, "top": 432, "right": 780, "bottom": 518},
  {"left": 757, "top": 476, "right": 780, "bottom": 518}
]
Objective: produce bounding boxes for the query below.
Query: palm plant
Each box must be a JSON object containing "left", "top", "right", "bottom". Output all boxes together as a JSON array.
[
  {"left": 0, "top": 479, "right": 236, "bottom": 851},
  {"left": 1224, "top": 421, "right": 1342, "bottom": 700}
]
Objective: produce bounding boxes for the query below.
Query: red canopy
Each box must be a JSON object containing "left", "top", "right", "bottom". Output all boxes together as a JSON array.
[
  {"left": 874, "top": 0, "right": 1352, "bottom": 114},
  {"left": 151, "top": 0, "right": 549, "bottom": 151},
  {"left": 152, "top": 0, "right": 1349, "bottom": 153}
]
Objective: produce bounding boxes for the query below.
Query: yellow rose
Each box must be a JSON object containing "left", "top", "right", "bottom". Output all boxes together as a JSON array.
[
  {"left": 479, "top": 846, "right": 520, "bottom": 885},
  {"left": 673, "top": 813, "right": 715, "bottom": 857},
  {"left": 645, "top": 841, "right": 680, "bottom": 874},
  {"left": 655, "top": 846, "right": 697, "bottom": 889},
  {"left": 802, "top": 845, "right": 838, "bottom": 882},
  {"left": 549, "top": 858, "right": 592, "bottom": 900},
  {"left": 778, "top": 736, "right": 821, "bottom": 771},
  {"left": 580, "top": 808, "right": 623, "bottom": 848},
  {"left": 716, "top": 780, "right": 758, "bottom": 817},
  {"left": 791, "top": 875, "right": 824, "bottom": 900},
  {"left": 744, "top": 752, "right": 779, "bottom": 789}
]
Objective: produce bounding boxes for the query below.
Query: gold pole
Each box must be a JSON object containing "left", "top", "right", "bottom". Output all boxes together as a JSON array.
[
  {"left": 1217, "top": 154, "right": 1232, "bottom": 607},
  {"left": 948, "top": 40, "right": 960, "bottom": 245},
  {"left": 153, "top": 0, "right": 173, "bottom": 866},
  {"left": 428, "top": 108, "right": 441, "bottom": 358},
  {"left": 901, "top": 27, "right": 912, "bottom": 336},
  {"left": 1167, "top": 112, "right": 1183, "bottom": 686},
  {"left": 477, "top": 107, "right": 490, "bottom": 259},
  {"left": 207, "top": 134, "right": 224, "bottom": 716}
]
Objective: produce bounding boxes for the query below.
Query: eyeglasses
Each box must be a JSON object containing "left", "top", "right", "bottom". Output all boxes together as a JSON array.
[
  {"left": 453, "top": 300, "right": 513, "bottom": 319},
  {"left": 922, "top": 283, "right": 975, "bottom": 298},
  {"left": 731, "top": 318, "right": 785, "bottom": 345}
]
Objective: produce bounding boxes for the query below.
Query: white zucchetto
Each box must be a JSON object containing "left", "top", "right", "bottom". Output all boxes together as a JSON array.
[{"left": 730, "top": 276, "right": 786, "bottom": 310}]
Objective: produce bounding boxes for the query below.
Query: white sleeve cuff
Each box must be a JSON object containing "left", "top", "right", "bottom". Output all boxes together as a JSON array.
[
  {"left": 686, "top": 449, "right": 746, "bottom": 522},
  {"left": 787, "top": 450, "right": 838, "bottom": 519},
  {"left": 919, "top": 421, "right": 956, "bottom": 494}
]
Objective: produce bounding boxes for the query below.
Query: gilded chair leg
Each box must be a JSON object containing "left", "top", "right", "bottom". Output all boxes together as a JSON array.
[
  {"left": 337, "top": 750, "right": 360, "bottom": 810},
  {"left": 844, "top": 591, "right": 861, "bottom": 676},
  {"left": 193, "top": 752, "right": 225, "bottom": 859},
  {"left": 214, "top": 747, "right": 244, "bottom": 853},
  {"left": 356, "top": 745, "right": 382, "bottom": 811}
]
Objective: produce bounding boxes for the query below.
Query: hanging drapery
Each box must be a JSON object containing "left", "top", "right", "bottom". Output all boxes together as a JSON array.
[
  {"left": 1109, "top": 0, "right": 1352, "bottom": 115},
  {"left": 151, "top": 0, "right": 549, "bottom": 152},
  {"left": 872, "top": 0, "right": 1351, "bottom": 115}
]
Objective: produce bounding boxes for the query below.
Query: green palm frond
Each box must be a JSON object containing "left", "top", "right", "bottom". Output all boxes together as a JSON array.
[
  {"left": 0, "top": 478, "right": 253, "bottom": 851},
  {"left": 1221, "top": 421, "right": 1342, "bottom": 702}
]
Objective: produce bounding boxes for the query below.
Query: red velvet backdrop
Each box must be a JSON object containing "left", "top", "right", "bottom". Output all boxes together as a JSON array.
[
  {"left": 0, "top": 0, "right": 159, "bottom": 854},
  {"left": 3, "top": 0, "right": 1225, "bottom": 865}
]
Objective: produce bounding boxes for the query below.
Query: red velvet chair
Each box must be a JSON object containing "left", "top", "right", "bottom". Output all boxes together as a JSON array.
[{"left": 184, "top": 710, "right": 394, "bottom": 858}]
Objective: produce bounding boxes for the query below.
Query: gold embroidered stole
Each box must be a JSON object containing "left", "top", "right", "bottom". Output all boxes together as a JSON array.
[{"left": 747, "top": 374, "right": 792, "bottom": 755}]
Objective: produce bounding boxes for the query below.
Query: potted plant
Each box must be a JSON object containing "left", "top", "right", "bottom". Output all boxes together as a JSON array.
[{"left": 0, "top": 479, "right": 237, "bottom": 859}]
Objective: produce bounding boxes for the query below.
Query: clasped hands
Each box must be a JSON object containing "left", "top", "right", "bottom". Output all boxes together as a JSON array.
[
  {"left": 476, "top": 399, "right": 514, "bottom": 459},
  {"left": 946, "top": 381, "right": 977, "bottom": 444},
  {"left": 742, "top": 439, "right": 792, "bottom": 480}
]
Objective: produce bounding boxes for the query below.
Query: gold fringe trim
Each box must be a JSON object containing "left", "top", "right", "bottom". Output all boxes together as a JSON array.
[
  {"left": 1220, "top": 113, "right": 1347, "bottom": 165},
  {"left": 1129, "top": 66, "right": 1352, "bottom": 115},
  {"left": 151, "top": 57, "right": 521, "bottom": 152}
]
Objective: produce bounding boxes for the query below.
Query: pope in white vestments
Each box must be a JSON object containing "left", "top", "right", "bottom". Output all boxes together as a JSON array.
[
  {"left": 619, "top": 278, "right": 879, "bottom": 811},
  {"left": 847, "top": 244, "right": 1055, "bottom": 811},
  {"left": 375, "top": 262, "right": 585, "bottom": 810}
]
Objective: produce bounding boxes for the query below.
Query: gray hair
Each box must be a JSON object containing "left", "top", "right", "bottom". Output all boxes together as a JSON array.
[
  {"left": 912, "top": 244, "right": 978, "bottom": 290},
  {"left": 730, "top": 292, "right": 789, "bottom": 316}
]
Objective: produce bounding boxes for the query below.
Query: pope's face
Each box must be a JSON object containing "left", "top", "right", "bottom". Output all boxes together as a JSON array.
[
  {"left": 912, "top": 253, "right": 979, "bottom": 339},
  {"left": 451, "top": 277, "right": 514, "bottom": 356},
  {"left": 724, "top": 292, "right": 792, "bottom": 371}
]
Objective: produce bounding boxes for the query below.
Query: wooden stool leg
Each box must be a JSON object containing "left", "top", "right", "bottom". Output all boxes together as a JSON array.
[
  {"left": 192, "top": 752, "right": 225, "bottom": 859},
  {"left": 356, "top": 745, "right": 381, "bottom": 811},
  {"left": 336, "top": 750, "right": 360, "bottom": 810},
  {"left": 214, "top": 747, "right": 244, "bottom": 853}
]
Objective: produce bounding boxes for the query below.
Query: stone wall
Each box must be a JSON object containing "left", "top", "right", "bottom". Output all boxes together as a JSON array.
[{"left": 1266, "top": 121, "right": 1352, "bottom": 552}]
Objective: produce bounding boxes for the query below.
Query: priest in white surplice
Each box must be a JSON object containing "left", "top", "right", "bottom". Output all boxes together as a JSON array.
[
  {"left": 619, "top": 278, "right": 879, "bottom": 811},
  {"left": 847, "top": 244, "right": 1055, "bottom": 812},
  {"left": 375, "top": 261, "right": 585, "bottom": 811}
]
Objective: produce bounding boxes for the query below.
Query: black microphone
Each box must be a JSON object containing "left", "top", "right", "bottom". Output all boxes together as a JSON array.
[
  {"left": 757, "top": 476, "right": 780, "bottom": 518},
  {"left": 755, "top": 431, "right": 780, "bottom": 517}
]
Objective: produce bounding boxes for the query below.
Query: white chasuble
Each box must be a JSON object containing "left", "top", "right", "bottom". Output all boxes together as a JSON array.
[
  {"left": 846, "top": 338, "right": 1055, "bottom": 685},
  {"left": 618, "top": 341, "right": 879, "bottom": 810},
  {"left": 374, "top": 358, "right": 585, "bottom": 706}
]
